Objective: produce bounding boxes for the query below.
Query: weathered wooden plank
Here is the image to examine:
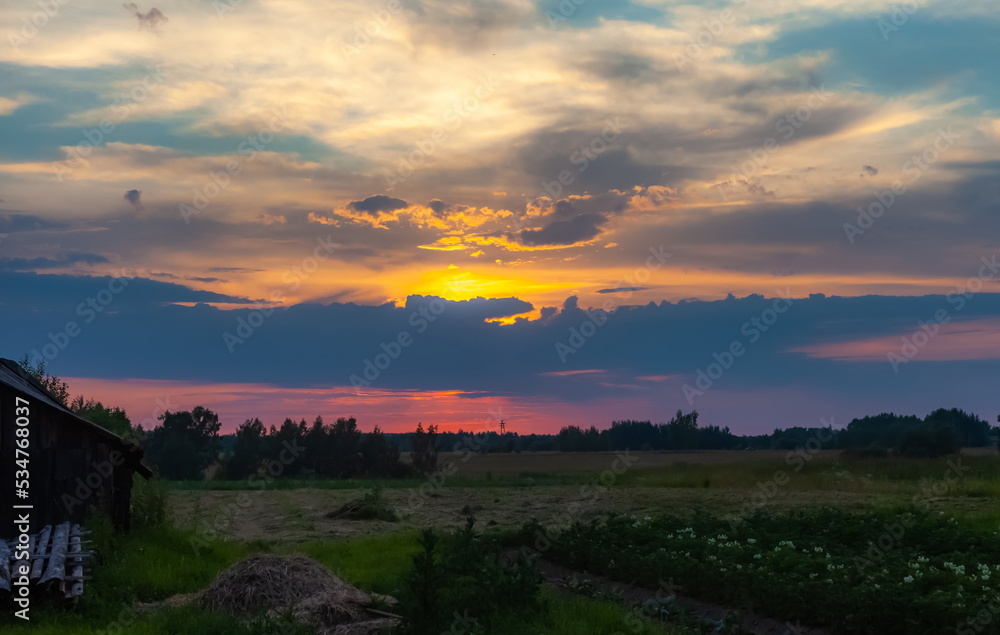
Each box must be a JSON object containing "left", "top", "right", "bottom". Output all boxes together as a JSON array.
[
  {"left": 68, "top": 524, "right": 84, "bottom": 599},
  {"left": 30, "top": 525, "right": 52, "bottom": 581},
  {"left": 39, "top": 522, "right": 69, "bottom": 585}
]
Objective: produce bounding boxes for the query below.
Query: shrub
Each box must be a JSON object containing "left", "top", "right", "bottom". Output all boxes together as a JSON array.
[
  {"left": 326, "top": 486, "right": 398, "bottom": 521},
  {"left": 398, "top": 518, "right": 542, "bottom": 634},
  {"left": 132, "top": 475, "right": 171, "bottom": 529}
]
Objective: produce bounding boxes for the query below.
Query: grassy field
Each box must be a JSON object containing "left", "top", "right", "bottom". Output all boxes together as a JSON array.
[
  {"left": 169, "top": 449, "right": 1000, "bottom": 536},
  {"left": 0, "top": 522, "right": 684, "bottom": 634},
  {"left": 5, "top": 448, "right": 1000, "bottom": 633}
]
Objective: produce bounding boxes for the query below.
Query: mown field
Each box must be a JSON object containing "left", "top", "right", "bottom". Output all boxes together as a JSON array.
[{"left": 4, "top": 449, "right": 1000, "bottom": 634}]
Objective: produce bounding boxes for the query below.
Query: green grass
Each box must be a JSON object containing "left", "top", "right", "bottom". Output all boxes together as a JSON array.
[
  {"left": 167, "top": 453, "right": 1000, "bottom": 499},
  {"left": 616, "top": 454, "right": 1000, "bottom": 493},
  {"left": 2, "top": 523, "right": 691, "bottom": 634},
  {"left": 0, "top": 606, "right": 309, "bottom": 635},
  {"left": 10, "top": 451, "right": 1000, "bottom": 633},
  {"left": 286, "top": 531, "right": 421, "bottom": 596},
  {"left": 166, "top": 471, "right": 601, "bottom": 491},
  {"left": 0, "top": 524, "right": 267, "bottom": 634},
  {"left": 492, "top": 588, "right": 693, "bottom": 634}
]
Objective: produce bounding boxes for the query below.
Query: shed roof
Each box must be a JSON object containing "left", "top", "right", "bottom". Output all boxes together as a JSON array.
[{"left": 0, "top": 358, "right": 153, "bottom": 478}]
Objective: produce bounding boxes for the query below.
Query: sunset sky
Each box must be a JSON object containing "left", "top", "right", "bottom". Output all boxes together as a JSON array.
[{"left": 1, "top": 0, "right": 998, "bottom": 434}]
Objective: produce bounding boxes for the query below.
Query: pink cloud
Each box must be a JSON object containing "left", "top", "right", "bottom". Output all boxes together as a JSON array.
[{"left": 789, "top": 318, "right": 1000, "bottom": 362}]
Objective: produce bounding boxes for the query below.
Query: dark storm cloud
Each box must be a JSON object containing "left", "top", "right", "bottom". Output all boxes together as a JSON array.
[
  {"left": 597, "top": 286, "right": 649, "bottom": 294},
  {"left": 0, "top": 213, "right": 62, "bottom": 232},
  {"left": 4, "top": 278, "right": 1000, "bottom": 417},
  {"left": 405, "top": 294, "right": 532, "bottom": 320},
  {"left": 598, "top": 174, "right": 1000, "bottom": 284},
  {"left": 124, "top": 189, "right": 143, "bottom": 211},
  {"left": 0, "top": 253, "right": 109, "bottom": 271},
  {"left": 347, "top": 195, "right": 409, "bottom": 215},
  {"left": 427, "top": 199, "right": 448, "bottom": 214},
  {"left": 519, "top": 213, "right": 609, "bottom": 246},
  {"left": 516, "top": 194, "right": 633, "bottom": 247},
  {"left": 0, "top": 272, "right": 252, "bottom": 310},
  {"left": 208, "top": 267, "right": 264, "bottom": 273}
]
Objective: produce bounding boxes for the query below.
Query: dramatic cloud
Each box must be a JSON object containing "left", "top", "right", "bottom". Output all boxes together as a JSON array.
[
  {"left": 0, "top": 253, "right": 109, "bottom": 271},
  {"left": 597, "top": 287, "right": 649, "bottom": 294},
  {"left": 347, "top": 195, "right": 409, "bottom": 215},
  {"left": 4, "top": 277, "right": 1000, "bottom": 432},
  {"left": 124, "top": 189, "right": 143, "bottom": 211},
  {"left": 122, "top": 3, "right": 168, "bottom": 30},
  {"left": 520, "top": 213, "right": 610, "bottom": 247},
  {"left": 0, "top": 0, "right": 997, "bottom": 431},
  {"left": 0, "top": 214, "right": 61, "bottom": 233},
  {"left": 0, "top": 272, "right": 253, "bottom": 309}
]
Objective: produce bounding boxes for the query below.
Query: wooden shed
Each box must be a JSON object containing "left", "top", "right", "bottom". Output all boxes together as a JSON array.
[{"left": 0, "top": 358, "right": 152, "bottom": 539}]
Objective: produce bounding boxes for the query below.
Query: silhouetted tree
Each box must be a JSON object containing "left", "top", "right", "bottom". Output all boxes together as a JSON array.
[
  {"left": 226, "top": 418, "right": 267, "bottom": 479},
  {"left": 323, "top": 416, "right": 362, "bottom": 477},
  {"left": 925, "top": 408, "right": 989, "bottom": 447},
  {"left": 412, "top": 423, "right": 439, "bottom": 473},
  {"left": 360, "top": 426, "right": 405, "bottom": 477},
  {"left": 17, "top": 355, "right": 70, "bottom": 405},
  {"left": 145, "top": 406, "right": 221, "bottom": 480},
  {"left": 665, "top": 410, "right": 699, "bottom": 450},
  {"left": 70, "top": 395, "right": 140, "bottom": 442}
]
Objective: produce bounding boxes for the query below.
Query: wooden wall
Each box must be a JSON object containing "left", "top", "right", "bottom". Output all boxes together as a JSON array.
[{"left": 0, "top": 381, "right": 137, "bottom": 538}]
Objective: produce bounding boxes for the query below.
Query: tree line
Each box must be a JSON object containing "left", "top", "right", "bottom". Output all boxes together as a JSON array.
[
  {"left": 743, "top": 408, "right": 995, "bottom": 457},
  {"left": 552, "top": 410, "right": 738, "bottom": 451},
  {"left": 16, "top": 358, "right": 1000, "bottom": 482}
]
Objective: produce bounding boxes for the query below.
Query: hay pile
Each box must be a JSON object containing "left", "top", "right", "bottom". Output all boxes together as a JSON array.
[{"left": 198, "top": 554, "right": 398, "bottom": 634}]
